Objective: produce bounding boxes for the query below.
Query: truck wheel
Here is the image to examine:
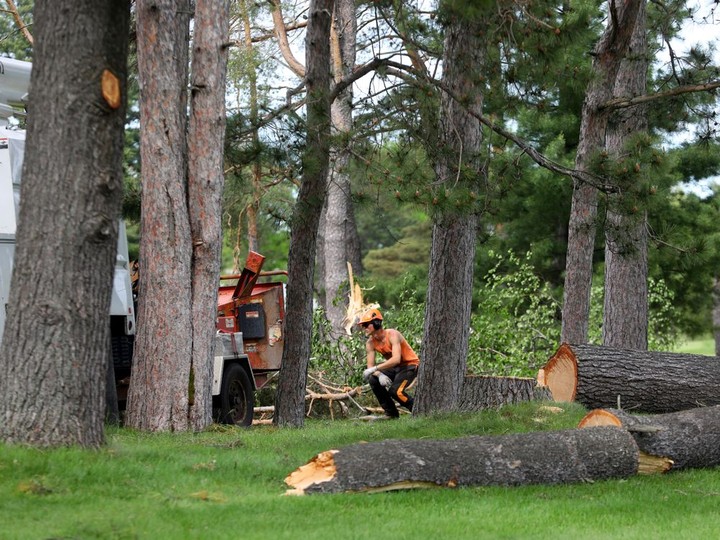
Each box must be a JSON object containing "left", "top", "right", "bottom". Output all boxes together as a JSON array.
[{"left": 220, "top": 363, "right": 254, "bottom": 427}]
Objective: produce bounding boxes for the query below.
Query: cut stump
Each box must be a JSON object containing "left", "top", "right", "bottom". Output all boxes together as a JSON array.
[
  {"left": 579, "top": 405, "right": 720, "bottom": 472},
  {"left": 541, "top": 343, "right": 720, "bottom": 413},
  {"left": 459, "top": 375, "right": 551, "bottom": 411},
  {"left": 285, "top": 426, "right": 639, "bottom": 495}
]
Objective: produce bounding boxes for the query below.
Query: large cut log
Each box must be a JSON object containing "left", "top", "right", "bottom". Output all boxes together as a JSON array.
[
  {"left": 459, "top": 375, "right": 551, "bottom": 411},
  {"left": 540, "top": 343, "right": 720, "bottom": 413},
  {"left": 285, "top": 426, "right": 639, "bottom": 495},
  {"left": 579, "top": 405, "right": 720, "bottom": 472}
]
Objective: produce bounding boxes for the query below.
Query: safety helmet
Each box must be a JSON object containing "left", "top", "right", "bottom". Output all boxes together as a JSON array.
[{"left": 358, "top": 308, "right": 383, "bottom": 325}]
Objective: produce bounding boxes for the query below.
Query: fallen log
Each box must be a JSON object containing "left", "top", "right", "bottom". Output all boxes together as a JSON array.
[
  {"left": 540, "top": 343, "right": 720, "bottom": 413},
  {"left": 459, "top": 375, "right": 552, "bottom": 411},
  {"left": 579, "top": 405, "right": 720, "bottom": 472},
  {"left": 285, "top": 426, "right": 639, "bottom": 495}
]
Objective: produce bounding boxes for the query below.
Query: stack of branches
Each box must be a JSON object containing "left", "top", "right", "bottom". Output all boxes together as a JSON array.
[{"left": 252, "top": 371, "right": 371, "bottom": 425}]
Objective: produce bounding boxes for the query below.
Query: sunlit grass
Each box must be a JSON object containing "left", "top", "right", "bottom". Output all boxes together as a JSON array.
[
  {"left": 2, "top": 402, "right": 719, "bottom": 539},
  {"left": 674, "top": 335, "right": 715, "bottom": 356}
]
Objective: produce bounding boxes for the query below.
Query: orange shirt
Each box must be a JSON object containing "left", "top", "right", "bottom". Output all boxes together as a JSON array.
[{"left": 371, "top": 329, "right": 419, "bottom": 367}]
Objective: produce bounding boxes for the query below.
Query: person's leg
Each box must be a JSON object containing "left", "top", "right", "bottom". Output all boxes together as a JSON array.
[
  {"left": 389, "top": 366, "right": 417, "bottom": 411},
  {"left": 368, "top": 375, "right": 400, "bottom": 417}
]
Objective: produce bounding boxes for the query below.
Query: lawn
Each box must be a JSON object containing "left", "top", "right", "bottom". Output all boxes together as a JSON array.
[
  {"left": 674, "top": 335, "right": 715, "bottom": 356},
  {"left": 2, "top": 401, "right": 720, "bottom": 540}
]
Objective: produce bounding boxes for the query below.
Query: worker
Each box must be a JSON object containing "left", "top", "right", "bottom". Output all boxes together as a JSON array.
[{"left": 359, "top": 308, "right": 419, "bottom": 418}]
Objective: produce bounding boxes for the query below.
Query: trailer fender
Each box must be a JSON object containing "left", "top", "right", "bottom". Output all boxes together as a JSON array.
[{"left": 212, "top": 354, "right": 256, "bottom": 396}]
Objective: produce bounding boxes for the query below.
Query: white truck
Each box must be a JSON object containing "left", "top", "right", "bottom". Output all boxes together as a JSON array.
[
  {"left": 0, "top": 56, "right": 137, "bottom": 369},
  {"left": 0, "top": 58, "right": 286, "bottom": 427}
]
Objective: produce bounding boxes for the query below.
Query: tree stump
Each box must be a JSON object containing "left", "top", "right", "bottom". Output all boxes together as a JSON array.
[
  {"left": 285, "top": 426, "right": 639, "bottom": 495},
  {"left": 459, "top": 375, "right": 551, "bottom": 411},
  {"left": 579, "top": 405, "right": 720, "bottom": 472},
  {"left": 540, "top": 343, "right": 720, "bottom": 413}
]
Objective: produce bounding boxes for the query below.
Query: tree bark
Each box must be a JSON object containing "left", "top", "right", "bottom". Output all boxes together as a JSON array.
[
  {"left": 285, "top": 426, "right": 639, "bottom": 494},
  {"left": 414, "top": 6, "right": 486, "bottom": 416},
  {"left": 458, "top": 376, "right": 551, "bottom": 411},
  {"left": 317, "top": 0, "right": 361, "bottom": 342},
  {"left": 273, "top": 0, "right": 334, "bottom": 427},
  {"left": 561, "top": 0, "right": 643, "bottom": 345},
  {"left": 126, "top": 0, "right": 193, "bottom": 432},
  {"left": 713, "top": 275, "right": 720, "bottom": 356},
  {"left": 603, "top": 0, "right": 649, "bottom": 350},
  {"left": 542, "top": 343, "right": 720, "bottom": 413},
  {"left": 239, "top": 0, "right": 261, "bottom": 257},
  {"left": 0, "top": 0, "right": 130, "bottom": 447},
  {"left": 579, "top": 405, "right": 720, "bottom": 472},
  {"left": 187, "top": 0, "right": 230, "bottom": 430}
]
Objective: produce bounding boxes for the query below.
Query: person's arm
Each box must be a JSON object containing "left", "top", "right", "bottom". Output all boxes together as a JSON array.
[
  {"left": 365, "top": 340, "right": 377, "bottom": 368},
  {"left": 363, "top": 341, "right": 380, "bottom": 381},
  {"left": 375, "top": 329, "right": 402, "bottom": 371}
]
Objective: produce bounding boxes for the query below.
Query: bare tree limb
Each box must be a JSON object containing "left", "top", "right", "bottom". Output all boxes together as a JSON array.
[
  {"left": 3, "top": 0, "right": 33, "bottom": 45},
  {"left": 601, "top": 80, "right": 720, "bottom": 111},
  {"left": 268, "top": 0, "right": 306, "bottom": 78}
]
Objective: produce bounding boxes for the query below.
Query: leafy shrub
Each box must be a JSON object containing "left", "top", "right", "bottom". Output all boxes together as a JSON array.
[
  {"left": 468, "top": 250, "right": 561, "bottom": 377},
  {"left": 309, "top": 308, "right": 367, "bottom": 386}
]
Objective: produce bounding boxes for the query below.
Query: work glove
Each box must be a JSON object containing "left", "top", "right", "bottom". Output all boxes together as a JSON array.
[
  {"left": 378, "top": 373, "right": 392, "bottom": 390},
  {"left": 362, "top": 366, "right": 377, "bottom": 382}
]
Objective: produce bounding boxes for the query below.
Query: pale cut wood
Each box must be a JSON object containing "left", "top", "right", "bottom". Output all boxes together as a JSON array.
[
  {"left": 285, "top": 427, "right": 639, "bottom": 495},
  {"left": 542, "top": 343, "right": 720, "bottom": 413},
  {"left": 579, "top": 406, "right": 720, "bottom": 472}
]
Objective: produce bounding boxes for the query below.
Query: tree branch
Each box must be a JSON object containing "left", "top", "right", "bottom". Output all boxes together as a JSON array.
[
  {"left": 601, "top": 80, "right": 720, "bottom": 111},
  {"left": 3, "top": 0, "right": 33, "bottom": 46},
  {"left": 268, "top": 0, "right": 306, "bottom": 78}
]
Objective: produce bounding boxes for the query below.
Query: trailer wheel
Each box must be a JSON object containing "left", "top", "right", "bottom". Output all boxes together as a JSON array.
[{"left": 219, "top": 363, "right": 254, "bottom": 427}]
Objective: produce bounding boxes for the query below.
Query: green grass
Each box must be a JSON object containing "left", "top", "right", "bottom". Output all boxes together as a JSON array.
[
  {"left": 674, "top": 335, "right": 715, "bottom": 356},
  {"left": 2, "top": 402, "right": 720, "bottom": 540}
]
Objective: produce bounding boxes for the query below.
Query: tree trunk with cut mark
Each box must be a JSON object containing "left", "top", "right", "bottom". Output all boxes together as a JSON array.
[
  {"left": 542, "top": 343, "right": 720, "bottom": 413},
  {"left": 579, "top": 405, "right": 720, "bottom": 472},
  {"left": 285, "top": 426, "right": 638, "bottom": 495}
]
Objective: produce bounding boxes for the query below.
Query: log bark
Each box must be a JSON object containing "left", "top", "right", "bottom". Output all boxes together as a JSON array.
[
  {"left": 458, "top": 376, "right": 551, "bottom": 411},
  {"left": 285, "top": 426, "right": 639, "bottom": 495},
  {"left": 541, "top": 343, "right": 720, "bottom": 413},
  {"left": 579, "top": 406, "right": 720, "bottom": 472}
]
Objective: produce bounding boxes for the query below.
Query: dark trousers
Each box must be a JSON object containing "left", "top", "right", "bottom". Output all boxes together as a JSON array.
[{"left": 368, "top": 365, "right": 417, "bottom": 418}]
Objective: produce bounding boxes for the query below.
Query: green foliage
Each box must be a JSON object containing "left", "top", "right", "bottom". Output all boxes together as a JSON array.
[
  {"left": 468, "top": 250, "right": 561, "bottom": 377},
  {"left": 309, "top": 309, "right": 367, "bottom": 386},
  {"left": 0, "top": 2, "right": 33, "bottom": 60},
  {"left": 362, "top": 220, "right": 431, "bottom": 279},
  {"left": 586, "top": 277, "right": 681, "bottom": 351}
]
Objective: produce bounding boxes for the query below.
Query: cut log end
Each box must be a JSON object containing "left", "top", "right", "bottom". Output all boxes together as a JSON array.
[
  {"left": 578, "top": 409, "right": 673, "bottom": 474},
  {"left": 541, "top": 343, "right": 578, "bottom": 402},
  {"left": 578, "top": 409, "right": 623, "bottom": 428},
  {"left": 285, "top": 450, "right": 338, "bottom": 495}
]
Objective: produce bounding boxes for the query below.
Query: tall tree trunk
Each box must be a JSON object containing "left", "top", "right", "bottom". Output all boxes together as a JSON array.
[
  {"left": 413, "top": 10, "right": 485, "bottom": 415},
  {"left": 318, "top": 0, "right": 361, "bottom": 340},
  {"left": 561, "top": 0, "right": 643, "bottom": 345},
  {"left": 240, "top": 0, "right": 261, "bottom": 255},
  {"left": 714, "top": 276, "right": 720, "bottom": 356},
  {"left": 273, "top": 0, "right": 334, "bottom": 427},
  {"left": 187, "top": 0, "right": 230, "bottom": 430},
  {"left": 126, "top": 0, "right": 193, "bottom": 432},
  {"left": 0, "top": 0, "right": 130, "bottom": 447},
  {"left": 603, "top": 1, "right": 649, "bottom": 350}
]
